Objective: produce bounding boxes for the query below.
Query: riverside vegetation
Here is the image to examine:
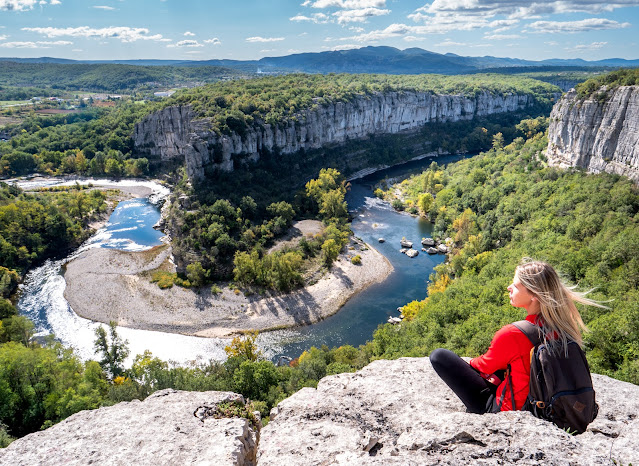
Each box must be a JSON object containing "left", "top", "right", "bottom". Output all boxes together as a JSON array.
[
  {"left": 1, "top": 70, "right": 636, "bottom": 447},
  {"left": 2, "top": 117, "right": 638, "bottom": 447}
]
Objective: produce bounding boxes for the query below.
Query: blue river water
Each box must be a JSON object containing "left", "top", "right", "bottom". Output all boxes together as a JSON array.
[{"left": 16, "top": 158, "right": 464, "bottom": 364}]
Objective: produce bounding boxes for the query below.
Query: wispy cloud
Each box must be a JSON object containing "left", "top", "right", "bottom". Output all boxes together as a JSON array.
[
  {"left": 0, "top": 40, "right": 72, "bottom": 48},
  {"left": 484, "top": 33, "right": 523, "bottom": 40},
  {"left": 321, "top": 43, "right": 361, "bottom": 51},
  {"left": 304, "top": 0, "right": 386, "bottom": 8},
  {"left": 419, "top": 0, "right": 639, "bottom": 19},
  {"left": 183, "top": 31, "right": 195, "bottom": 36},
  {"left": 566, "top": 41, "right": 608, "bottom": 51},
  {"left": 167, "top": 39, "right": 203, "bottom": 48},
  {"left": 93, "top": 5, "right": 115, "bottom": 11},
  {"left": 290, "top": 13, "right": 329, "bottom": 23},
  {"left": 528, "top": 18, "right": 630, "bottom": 33},
  {"left": 333, "top": 7, "right": 390, "bottom": 23},
  {"left": 1, "top": 0, "right": 60, "bottom": 10},
  {"left": 204, "top": 38, "right": 221, "bottom": 45},
  {"left": 246, "top": 36, "right": 285, "bottom": 43},
  {"left": 22, "top": 26, "right": 168, "bottom": 42}
]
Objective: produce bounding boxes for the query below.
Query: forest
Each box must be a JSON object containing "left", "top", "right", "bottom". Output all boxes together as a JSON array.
[{"left": 0, "top": 62, "right": 243, "bottom": 93}]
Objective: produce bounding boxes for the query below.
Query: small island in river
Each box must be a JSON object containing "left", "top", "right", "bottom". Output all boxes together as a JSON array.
[{"left": 63, "top": 219, "right": 393, "bottom": 338}]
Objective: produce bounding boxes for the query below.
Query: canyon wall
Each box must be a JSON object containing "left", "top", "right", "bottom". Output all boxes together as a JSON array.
[
  {"left": 546, "top": 86, "right": 639, "bottom": 182},
  {"left": 134, "top": 91, "right": 536, "bottom": 180}
]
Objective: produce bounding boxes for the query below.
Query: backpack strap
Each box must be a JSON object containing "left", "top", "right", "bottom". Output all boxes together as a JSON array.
[
  {"left": 512, "top": 320, "right": 543, "bottom": 346},
  {"left": 497, "top": 363, "right": 517, "bottom": 411}
]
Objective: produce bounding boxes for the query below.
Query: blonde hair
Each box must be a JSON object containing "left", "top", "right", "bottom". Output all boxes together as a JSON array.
[{"left": 515, "top": 258, "right": 607, "bottom": 353}]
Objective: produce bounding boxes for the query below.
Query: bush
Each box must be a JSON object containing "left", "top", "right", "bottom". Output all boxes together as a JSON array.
[{"left": 351, "top": 255, "right": 362, "bottom": 265}]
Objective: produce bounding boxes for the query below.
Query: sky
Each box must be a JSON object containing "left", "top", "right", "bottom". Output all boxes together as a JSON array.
[{"left": 0, "top": 0, "right": 638, "bottom": 62}]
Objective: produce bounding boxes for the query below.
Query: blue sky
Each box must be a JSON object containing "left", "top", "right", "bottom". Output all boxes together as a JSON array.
[{"left": 1, "top": 0, "right": 638, "bottom": 61}]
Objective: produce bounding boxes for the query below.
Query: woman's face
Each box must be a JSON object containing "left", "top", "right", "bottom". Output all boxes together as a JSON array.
[{"left": 507, "top": 272, "right": 537, "bottom": 313}]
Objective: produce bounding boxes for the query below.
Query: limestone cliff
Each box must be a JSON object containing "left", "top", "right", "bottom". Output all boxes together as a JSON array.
[
  {"left": 2, "top": 358, "right": 637, "bottom": 465},
  {"left": 546, "top": 86, "right": 639, "bottom": 182},
  {"left": 134, "top": 91, "right": 536, "bottom": 180}
]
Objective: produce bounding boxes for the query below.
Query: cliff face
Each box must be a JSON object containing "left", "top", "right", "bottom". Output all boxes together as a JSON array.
[
  {"left": 134, "top": 91, "right": 534, "bottom": 180},
  {"left": 3, "top": 358, "right": 638, "bottom": 466},
  {"left": 546, "top": 86, "right": 639, "bottom": 182}
]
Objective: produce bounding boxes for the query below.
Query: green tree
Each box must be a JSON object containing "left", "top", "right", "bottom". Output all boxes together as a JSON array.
[{"left": 94, "top": 321, "right": 130, "bottom": 380}]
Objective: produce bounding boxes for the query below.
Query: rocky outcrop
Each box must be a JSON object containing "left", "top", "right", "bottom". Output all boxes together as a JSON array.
[
  {"left": 0, "top": 389, "right": 259, "bottom": 466},
  {"left": 4, "top": 358, "right": 636, "bottom": 465},
  {"left": 546, "top": 86, "right": 639, "bottom": 182},
  {"left": 134, "top": 91, "right": 536, "bottom": 180},
  {"left": 259, "top": 358, "right": 639, "bottom": 465}
]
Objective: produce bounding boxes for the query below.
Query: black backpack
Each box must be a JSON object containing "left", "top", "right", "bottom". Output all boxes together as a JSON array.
[{"left": 512, "top": 320, "right": 599, "bottom": 435}]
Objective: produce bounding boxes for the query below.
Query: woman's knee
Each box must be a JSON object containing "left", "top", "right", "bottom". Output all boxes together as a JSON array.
[{"left": 429, "top": 348, "right": 453, "bottom": 370}]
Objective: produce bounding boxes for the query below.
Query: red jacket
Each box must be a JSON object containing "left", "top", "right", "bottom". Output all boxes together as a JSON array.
[{"left": 469, "top": 314, "right": 541, "bottom": 411}]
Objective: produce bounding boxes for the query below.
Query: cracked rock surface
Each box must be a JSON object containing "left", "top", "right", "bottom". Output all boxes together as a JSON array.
[
  {"left": 258, "top": 357, "right": 639, "bottom": 465},
  {"left": 0, "top": 389, "right": 258, "bottom": 466},
  {"left": 547, "top": 85, "right": 639, "bottom": 182}
]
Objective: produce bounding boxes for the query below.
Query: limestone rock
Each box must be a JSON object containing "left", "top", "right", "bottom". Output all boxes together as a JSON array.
[
  {"left": 258, "top": 357, "right": 639, "bottom": 465},
  {"left": 0, "top": 389, "right": 259, "bottom": 466},
  {"left": 134, "top": 91, "right": 536, "bottom": 181},
  {"left": 546, "top": 86, "right": 639, "bottom": 182}
]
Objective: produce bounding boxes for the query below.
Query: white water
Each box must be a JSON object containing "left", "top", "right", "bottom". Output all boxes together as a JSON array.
[{"left": 15, "top": 178, "right": 284, "bottom": 366}]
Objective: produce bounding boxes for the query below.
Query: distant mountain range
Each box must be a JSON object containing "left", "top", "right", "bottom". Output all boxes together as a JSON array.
[{"left": 3, "top": 46, "right": 639, "bottom": 75}]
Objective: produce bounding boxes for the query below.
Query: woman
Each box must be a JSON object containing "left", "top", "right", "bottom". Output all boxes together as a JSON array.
[{"left": 430, "top": 258, "right": 603, "bottom": 414}]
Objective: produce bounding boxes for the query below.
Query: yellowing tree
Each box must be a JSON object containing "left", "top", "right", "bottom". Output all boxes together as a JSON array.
[{"left": 224, "top": 330, "right": 262, "bottom": 361}]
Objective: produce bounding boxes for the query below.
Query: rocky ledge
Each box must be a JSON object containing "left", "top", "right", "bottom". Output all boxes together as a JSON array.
[
  {"left": 2, "top": 358, "right": 637, "bottom": 465},
  {"left": 546, "top": 85, "right": 639, "bottom": 182}
]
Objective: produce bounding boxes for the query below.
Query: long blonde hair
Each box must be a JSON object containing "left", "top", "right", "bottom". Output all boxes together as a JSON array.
[{"left": 515, "top": 258, "right": 607, "bottom": 353}]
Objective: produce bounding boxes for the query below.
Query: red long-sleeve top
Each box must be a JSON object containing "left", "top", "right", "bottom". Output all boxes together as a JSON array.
[{"left": 469, "top": 314, "right": 541, "bottom": 411}]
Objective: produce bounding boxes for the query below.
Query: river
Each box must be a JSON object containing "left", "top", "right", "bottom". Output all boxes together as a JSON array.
[{"left": 16, "top": 156, "right": 463, "bottom": 365}]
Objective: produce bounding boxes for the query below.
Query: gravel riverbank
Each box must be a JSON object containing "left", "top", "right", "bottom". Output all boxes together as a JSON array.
[{"left": 63, "top": 237, "right": 393, "bottom": 338}]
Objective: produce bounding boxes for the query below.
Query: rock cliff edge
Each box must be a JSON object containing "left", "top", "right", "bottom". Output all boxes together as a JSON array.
[
  {"left": 1, "top": 358, "right": 636, "bottom": 465},
  {"left": 134, "top": 91, "right": 536, "bottom": 180},
  {"left": 546, "top": 86, "right": 639, "bottom": 182}
]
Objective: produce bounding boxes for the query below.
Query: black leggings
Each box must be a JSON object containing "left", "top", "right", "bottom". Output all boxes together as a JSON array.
[{"left": 430, "top": 348, "right": 498, "bottom": 414}]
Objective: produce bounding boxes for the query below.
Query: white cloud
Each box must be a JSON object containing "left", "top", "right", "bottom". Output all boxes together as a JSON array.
[
  {"left": 484, "top": 33, "right": 522, "bottom": 40},
  {"left": 305, "top": 0, "right": 386, "bottom": 8},
  {"left": 434, "top": 39, "right": 469, "bottom": 47},
  {"left": 22, "top": 26, "right": 166, "bottom": 42},
  {"left": 321, "top": 43, "right": 361, "bottom": 50},
  {"left": 93, "top": 5, "right": 115, "bottom": 10},
  {"left": 0, "top": 35, "right": 6, "bottom": 40},
  {"left": 50, "top": 0, "right": 60, "bottom": 4},
  {"left": 528, "top": 18, "right": 631, "bottom": 33},
  {"left": 246, "top": 36, "right": 285, "bottom": 43},
  {"left": 72, "top": 48, "right": 82, "bottom": 52},
  {"left": 167, "top": 39, "right": 203, "bottom": 48},
  {"left": 567, "top": 41, "right": 608, "bottom": 51},
  {"left": 403, "top": 35, "right": 423, "bottom": 42},
  {"left": 204, "top": 38, "right": 221, "bottom": 45},
  {"left": 290, "top": 13, "right": 329, "bottom": 23},
  {"left": 183, "top": 31, "right": 195, "bottom": 36},
  {"left": 1, "top": 0, "right": 38, "bottom": 10},
  {"left": 420, "top": 0, "right": 639, "bottom": 19},
  {"left": 333, "top": 7, "right": 390, "bottom": 23},
  {"left": 184, "top": 50, "right": 201, "bottom": 54},
  {"left": 0, "top": 40, "right": 72, "bottom": 48}
]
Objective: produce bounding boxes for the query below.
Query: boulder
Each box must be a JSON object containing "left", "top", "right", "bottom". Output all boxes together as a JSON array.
[
  {"left": 0, "top": 389, "right": 259, "bottom": 466},
  {"left": 437, "top": 244, "right": 448, "bottom": 253},
  {"left": 258, "top": 358, "right": 639, "bottom": 465},
  {"left": 400, "top": 239, "right": 413, "bottom": 248},
  {"left": 406, "top": 249, "right": 419, "bottom": 258},
  {"left": 421, "top": 237, "right": 435, "bottom": 246},
  {"left": 427, "top": 247, "right": 438, "bottom": 254}
]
